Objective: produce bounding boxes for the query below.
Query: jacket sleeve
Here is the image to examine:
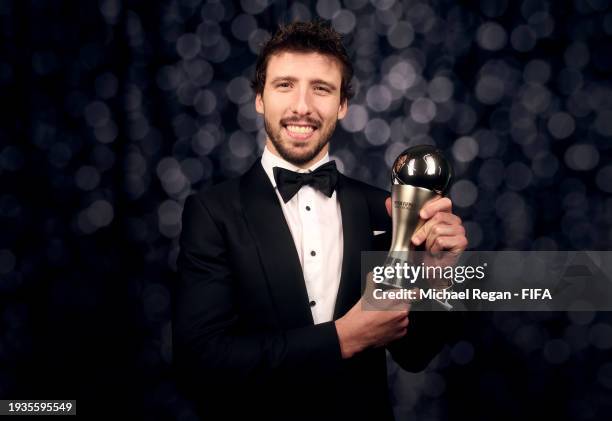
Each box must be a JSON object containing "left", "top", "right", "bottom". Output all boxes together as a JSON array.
[
  {"left": 172, "top": 194, "right": 342, "bottom": 387},
  {"left": 386, "top": 309, "right": 463, "bottom": 372}
]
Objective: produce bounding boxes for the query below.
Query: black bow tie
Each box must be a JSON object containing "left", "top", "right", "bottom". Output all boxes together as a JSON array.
[{"left": 273, "top": 161, "right": 339, "bottom": 203}]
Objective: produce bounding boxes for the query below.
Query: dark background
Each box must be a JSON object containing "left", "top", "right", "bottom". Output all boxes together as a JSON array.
[{"left": 1, "top": 0, "right": 611, "bottom": 419}]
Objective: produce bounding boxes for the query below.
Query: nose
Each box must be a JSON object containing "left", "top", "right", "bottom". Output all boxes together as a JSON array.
[{"left": 291, "top": 86, "right": 312, "bottom": 115}]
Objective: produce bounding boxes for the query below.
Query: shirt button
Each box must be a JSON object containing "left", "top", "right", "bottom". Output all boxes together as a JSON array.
[
  {"left": 309, "top": 300, "right": 316, "bottom": 307},
  {"left": 310, "top": 250, "right": 316, "bottom": 256},
  {"left": 305, "top": 205, "right": 311, "bottom": 211}
]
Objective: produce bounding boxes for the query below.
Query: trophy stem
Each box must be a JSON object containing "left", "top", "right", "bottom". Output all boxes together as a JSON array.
[{"left": 381, "top": 184, "right": 438, "bottom": 289}]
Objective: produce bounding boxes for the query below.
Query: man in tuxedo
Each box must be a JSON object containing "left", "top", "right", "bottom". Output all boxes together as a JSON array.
[{"left": 173, "top": 21, "right": 467, "bottom": 421}]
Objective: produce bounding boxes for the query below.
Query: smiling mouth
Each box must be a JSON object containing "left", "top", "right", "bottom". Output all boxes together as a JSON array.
[{"left": 283, "top": 124, "right": 317, "bottom": 140}]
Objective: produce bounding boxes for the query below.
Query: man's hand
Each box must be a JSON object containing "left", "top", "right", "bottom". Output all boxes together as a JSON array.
[
  {"left": 334, "top": 196, "right": 467, "bottom": 359},
  {"left": 385, "top": 196, "right": 467, "bottom": 255},
  {"left": 335, "top": 298, "right": 410, "bottom": 359}
]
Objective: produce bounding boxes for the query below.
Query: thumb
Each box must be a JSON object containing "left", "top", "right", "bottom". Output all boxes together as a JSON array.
[{"left": 385, "top": 197, "right": 392, "bottom": 217}]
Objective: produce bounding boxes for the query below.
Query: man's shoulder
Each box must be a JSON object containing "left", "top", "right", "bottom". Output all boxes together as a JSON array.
[
  {"left": 186, "top": 176, "right": 243, "bottom": 215},
  {"left": 192, "top": 177, "right": 240, "bottom": 199},
  {"left": 190, "top": 159, "right": 263, "bottom": 202}
]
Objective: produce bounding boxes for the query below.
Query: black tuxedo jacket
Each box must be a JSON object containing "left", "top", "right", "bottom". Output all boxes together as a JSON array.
[{"left": 173, "top": 160, "right": 454, "bottom": 421}]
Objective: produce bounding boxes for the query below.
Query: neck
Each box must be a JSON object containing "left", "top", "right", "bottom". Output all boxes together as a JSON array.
[{"left": 265, "top": 140, "right": 328, "bottom": 169}]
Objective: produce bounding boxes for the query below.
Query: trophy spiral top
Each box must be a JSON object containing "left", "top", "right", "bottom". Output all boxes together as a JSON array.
[{"left": 392, "top": 145, "right": 452, "bottom": 194}]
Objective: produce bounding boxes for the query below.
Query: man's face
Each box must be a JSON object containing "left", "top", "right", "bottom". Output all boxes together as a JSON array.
[{"left": 255, "top": 51, "right": 348, "bottom": 167}]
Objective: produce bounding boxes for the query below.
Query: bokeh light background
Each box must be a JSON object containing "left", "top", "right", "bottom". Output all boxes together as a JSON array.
[{"left": 1, "top": 0, "right": 612, "bottom": 419}]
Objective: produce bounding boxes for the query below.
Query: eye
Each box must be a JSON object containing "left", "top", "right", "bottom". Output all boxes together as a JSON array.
[
  {"left": 276, "top": 82, "right": 292, "bottom": 89},
  {"left": 314, "top": 86, "right": 331, "bottom": 93}
]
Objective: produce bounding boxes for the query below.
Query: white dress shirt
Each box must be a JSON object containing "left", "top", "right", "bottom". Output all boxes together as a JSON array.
[{"left": 260, "top": 146, "right": 343, "bottom": 325}]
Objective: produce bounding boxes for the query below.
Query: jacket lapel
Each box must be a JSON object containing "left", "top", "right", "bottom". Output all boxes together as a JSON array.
[
  {"left": 333, "top": 175, "right": 373, "bottom": 319},
  {"left": 240, "top": 160, "right": 314, "bottom": 328}
]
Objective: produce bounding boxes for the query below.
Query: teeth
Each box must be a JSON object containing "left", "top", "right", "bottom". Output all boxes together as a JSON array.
[{"left": 286, "top": 125, "right": 314, "bottom": 134}]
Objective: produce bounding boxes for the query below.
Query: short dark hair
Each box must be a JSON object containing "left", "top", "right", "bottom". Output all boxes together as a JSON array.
[{"left": 251, "top": 21, "right": 354, "bottom": 103}]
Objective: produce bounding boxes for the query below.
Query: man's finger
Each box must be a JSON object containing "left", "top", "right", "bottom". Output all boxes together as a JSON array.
[
  {"left": 412, "top": 212, "right": 462, "bottom": 245},
  {"left": 430, "top": 234, "right": 468, "bottom": 254},
  {"left": 385, "top": 197, "right": 392, "bottom": 217},
  {"left": 425, "top": 224, "right": 465, "bottom": 252},
  {"left": 420, "top": 197, "right": 452, "bottom": 219}
]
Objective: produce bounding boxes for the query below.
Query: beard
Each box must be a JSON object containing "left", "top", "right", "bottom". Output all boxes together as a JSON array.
[{"left": 263, "top": 115, "right": 337, "bottom": 166}]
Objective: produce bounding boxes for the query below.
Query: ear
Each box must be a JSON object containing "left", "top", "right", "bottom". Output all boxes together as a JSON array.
[
  {"left": 337, "top": 99, "right": 348, "bottom": 120},
  {"left": 255, "top": 93, "right": 264, "bottom": 115}
]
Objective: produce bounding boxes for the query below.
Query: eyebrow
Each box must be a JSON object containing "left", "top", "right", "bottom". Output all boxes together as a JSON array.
[{"left": 269, "top": 76, "right": 338, "bottom": 91}]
